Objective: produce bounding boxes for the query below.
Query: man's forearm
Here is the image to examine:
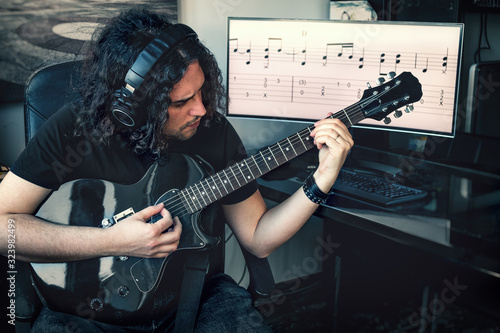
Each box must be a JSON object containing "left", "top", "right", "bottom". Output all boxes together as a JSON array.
[
  {"left": 251, "top": 187, "right": 321, "bottom": 258},
  {"left": 1, "top": 213, "right": 110, "bottom": 263}
]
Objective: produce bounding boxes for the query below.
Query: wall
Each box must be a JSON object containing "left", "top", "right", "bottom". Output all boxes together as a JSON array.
[
  {"left": 459, "top": 12, "right": 500, "bottom": 132},
  {"left": 462, "top": 12, "right": 500, "bottom": 71}
]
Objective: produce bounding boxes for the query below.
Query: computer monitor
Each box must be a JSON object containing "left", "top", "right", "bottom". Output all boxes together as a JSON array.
[{"left": 226, "top": 18, "right": 463, "bottom": 154}]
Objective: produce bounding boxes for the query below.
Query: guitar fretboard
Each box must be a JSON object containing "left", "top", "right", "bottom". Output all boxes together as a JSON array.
[{"left": 176, "top": 104, "right": 365, "bottom": 215}]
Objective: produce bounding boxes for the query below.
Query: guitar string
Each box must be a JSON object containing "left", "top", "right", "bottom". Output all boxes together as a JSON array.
[{"left": 152, "top": 83, "right": 401, "bottom": 219}]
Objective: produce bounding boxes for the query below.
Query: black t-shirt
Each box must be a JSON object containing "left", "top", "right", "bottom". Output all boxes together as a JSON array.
[{"left": 12, "top": 104, "right": 257, "bottom": 205}]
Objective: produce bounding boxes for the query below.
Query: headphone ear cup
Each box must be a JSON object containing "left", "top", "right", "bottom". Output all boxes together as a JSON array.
[
  {"left": 111, "top": 88, "right": 147, "bottom": 129},
  {"left": 109, "top": 24, "right": 197, "bottom": 131}
]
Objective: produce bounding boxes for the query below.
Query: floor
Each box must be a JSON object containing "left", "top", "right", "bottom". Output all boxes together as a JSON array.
[
  {"left": 257, "top": 223, "right": 500, "bottom": 333},
  {"left": 262, "top": 273, "right": 500, "bottom": 333}
]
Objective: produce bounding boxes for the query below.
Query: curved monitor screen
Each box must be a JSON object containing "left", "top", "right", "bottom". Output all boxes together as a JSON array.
[{"left": 227, "top": 18, "right": 463, "bottom": 138}]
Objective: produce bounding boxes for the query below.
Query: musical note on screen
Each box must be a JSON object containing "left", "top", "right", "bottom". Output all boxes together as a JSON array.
[
  {"left": 422, "top": 57, "right": 429, "bottom": 73},
  {"left": 442, "top": 48, "right": 448, "bottom": 73},
  {"left": 395, "top": 54, "right": 401, "bottom": 72},
  {"left": 358, "top": 48, "right": 365, "bottom": 69},
  {"left": 230, "top": 38, "right": 252, "bottom": 65},
  {"left": 229, "top": 38, "right": 238, "bottom": 52},
  {"left": 379, "top": 53, "right": 386, "bottom": 75},
  {"left": 264, "top": 38, "right": 283, "bottom": 67},
  {"left": 378, "top": 52, "right": 403, "bottom": 75},
  {"left": 288, "top": 45, "right": 308, "bottom": 66},
  {"left": 322, "top": 43, "right": 354, "bottom": 65}
]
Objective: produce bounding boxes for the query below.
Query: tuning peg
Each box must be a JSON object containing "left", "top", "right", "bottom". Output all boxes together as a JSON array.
[
  {"left": 376, "top": 77, "right": 385, "bottom": 85},
  {"left": 387, "top": 71, "right": 396, "bottom": 79},
  {"left": 394, "top": 110, "right": 403, "bottom": 118},
  {"left": 366, "top": 82, "right": 372, "bottom": 89},
  {"left": 384, "top": 117, "right": 391, "bottom": 124},
  {"left": 405, "top": 104, "right": 414, "bottom": 113}
]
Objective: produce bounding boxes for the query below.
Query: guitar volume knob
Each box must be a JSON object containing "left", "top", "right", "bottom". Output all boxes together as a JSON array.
[
  {"left": 117, "top": 285, "right": 130, "bottom": 298},
  {"left": 90, "top": 298, "right": 104, "bottom": 312}
]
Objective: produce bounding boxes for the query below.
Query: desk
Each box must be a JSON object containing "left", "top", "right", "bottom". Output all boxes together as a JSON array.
[{"left": 258, "top": 145, "right": 500, "bottom": 330}]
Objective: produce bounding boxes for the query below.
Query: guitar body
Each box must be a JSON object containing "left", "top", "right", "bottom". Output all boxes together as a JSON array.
[{"left": 31, "top": 153, "right": 220, "bottom": 323}]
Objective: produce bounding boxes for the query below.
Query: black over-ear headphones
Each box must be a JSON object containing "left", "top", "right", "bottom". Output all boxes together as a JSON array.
[{"left": 111, "top": 23, "right": 198, "bottom": 129}]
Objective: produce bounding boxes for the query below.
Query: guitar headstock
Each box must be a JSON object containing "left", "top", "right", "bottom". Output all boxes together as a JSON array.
[{"left": 361, "top": 71, "right": 423, "bottom": 124}]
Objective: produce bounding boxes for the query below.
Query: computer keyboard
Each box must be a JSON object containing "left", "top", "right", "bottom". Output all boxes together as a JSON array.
[{"left": 331, "top": 169, "right": 428, "bottom": 206}]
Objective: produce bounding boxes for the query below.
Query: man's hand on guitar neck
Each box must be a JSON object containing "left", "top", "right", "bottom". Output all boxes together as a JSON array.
[
  {"left": 310, "top": 115, "right": 354, "bottom": 193},
  {"left": 104, "top": 203, "right": 182, "bottom": 259}
]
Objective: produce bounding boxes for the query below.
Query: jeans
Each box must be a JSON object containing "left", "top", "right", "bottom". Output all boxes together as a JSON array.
[{"left": 31, "top": 273, "right": 272, "bottom": 333}]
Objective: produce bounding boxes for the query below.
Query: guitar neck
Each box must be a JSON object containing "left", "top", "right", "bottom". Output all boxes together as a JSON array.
[{"left": 178, "top": 104, "right": 365, "bottom": 214}]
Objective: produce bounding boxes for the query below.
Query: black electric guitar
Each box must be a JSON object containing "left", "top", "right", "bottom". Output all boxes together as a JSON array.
[{"left": 31, "top": 71, "right": 422, "bottom": 322}]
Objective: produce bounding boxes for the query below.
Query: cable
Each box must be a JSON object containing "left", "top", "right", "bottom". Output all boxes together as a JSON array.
[
  {"left": 474, "top": 12, "right": 491, "bottom": 63},
  {"left": 482, "top": 13, "right": 491, "bottom": 55},
  {"left": 225, "top": 231, "right": 234, "bottom": 243},
  {"left": 224, "top": 229, "right": 247, "bottom": 285},
  {"left": 237, "top": 264, "right": 247, "bottom": 285}
]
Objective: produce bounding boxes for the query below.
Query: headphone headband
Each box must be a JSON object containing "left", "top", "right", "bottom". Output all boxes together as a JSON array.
[{"left": 124, "top": 23, "right": 197, "bottom": 93}]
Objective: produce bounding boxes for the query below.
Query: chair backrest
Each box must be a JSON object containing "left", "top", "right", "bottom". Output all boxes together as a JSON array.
[
  {"left": 24, "top": 61, "right": 83, "bottom": 144},
  {"left": 16, "top": 61, "right": 84, "bottom": 324}
]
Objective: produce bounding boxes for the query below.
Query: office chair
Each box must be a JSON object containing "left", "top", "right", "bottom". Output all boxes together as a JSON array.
[{"left": 17, "top": 60, "right": 275, "bottom": 330}]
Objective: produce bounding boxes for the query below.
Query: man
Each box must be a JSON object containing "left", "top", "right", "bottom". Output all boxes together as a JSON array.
[{"left": 0, "top": 8, "right": 353, "bottom": 332}]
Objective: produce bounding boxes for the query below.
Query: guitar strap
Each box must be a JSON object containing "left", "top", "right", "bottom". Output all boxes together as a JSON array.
[{"left": 173, "top": 251, "right": 210, "bottom": 333}]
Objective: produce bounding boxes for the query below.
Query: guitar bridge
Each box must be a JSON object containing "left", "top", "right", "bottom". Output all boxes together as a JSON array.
[{"left": 113, "top": 208, "right": 135, "bottom": 224}]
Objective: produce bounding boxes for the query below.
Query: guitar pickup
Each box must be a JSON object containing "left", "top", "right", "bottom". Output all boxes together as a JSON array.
[{"left": 113, "top": 208, "right": 135, "bottom": 224}]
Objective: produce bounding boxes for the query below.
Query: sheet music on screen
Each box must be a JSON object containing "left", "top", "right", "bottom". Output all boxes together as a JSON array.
[{"left": 227, "top": 18, "right": 463, "bottom": 137}]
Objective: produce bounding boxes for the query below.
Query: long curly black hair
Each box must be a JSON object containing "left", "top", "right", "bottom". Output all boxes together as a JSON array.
[{"left": 75, "top": 8, "right": 226, "bottom": 155}]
